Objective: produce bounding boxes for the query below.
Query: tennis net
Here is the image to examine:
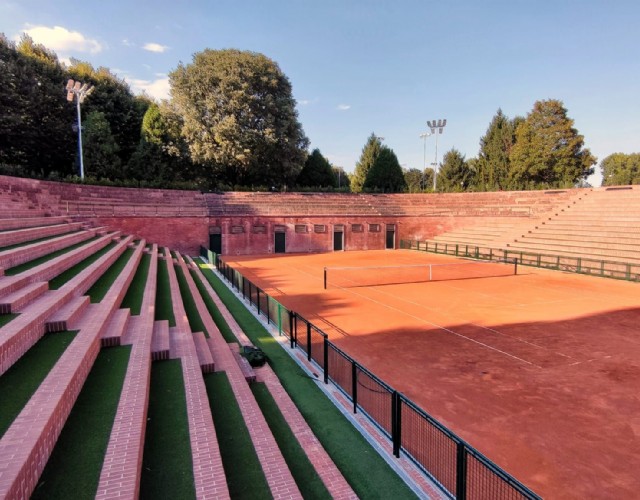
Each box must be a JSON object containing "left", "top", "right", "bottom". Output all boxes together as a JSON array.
[{"left": 324, "top": 259, "right": 517, "bottom": 289}]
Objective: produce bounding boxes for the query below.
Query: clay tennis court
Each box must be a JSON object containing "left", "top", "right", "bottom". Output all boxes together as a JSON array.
[{"left": 222, "top": 249, "right": 640, "bottom": 499}]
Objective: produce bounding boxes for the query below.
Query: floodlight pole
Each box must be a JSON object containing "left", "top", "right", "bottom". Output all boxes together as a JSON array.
[
  {"left": 66, "top": 79, "right": 95, "bottom": 180},
  {"left": 427, "top": 119, "right": 447, "bottom": 191},
  {"left": 419, "top": 132, "right": 431, "bottom": 190}
]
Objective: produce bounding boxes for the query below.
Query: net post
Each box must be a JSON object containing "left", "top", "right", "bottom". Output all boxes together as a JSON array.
[
  {"left": 324, "top": 267, "right": 327, "bottom": 289},
  {"left": 514, "top": 258, "right": 518, "bottom": 275}
]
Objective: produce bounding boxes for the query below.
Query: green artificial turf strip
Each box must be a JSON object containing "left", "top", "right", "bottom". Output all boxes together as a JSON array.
[
  {"left": 198, "top": 262, "right": 417, "bottom": 499},
  {"left": 189, "top": 268, "right": 236, "bottom": 343},
  {"left": 0, "top": 230, "right": 81, "bottom": 252},
  {"left": 203, "top": 372, "right": 271, "bottom": 500},
  {"left": 175, "top": 265, "right": 207, "bottom": 337},
  {"left": 5, "top": 235, "right": 101, "bottom": 276},
  {"left": 86, "top": 247, "right": 134, "bottom": 303},
  {"left": 0, "top": 330, "right": 77, "bottom": 439},
  {"left": 48, "top": 241, "right": 116, "bottom": 290},
  {"left": 0, "top": 313, "right": 17, "bottom": 328},
  {"left": 140, "top": 360, "right": 195, "bottom": 500},
  {"left": 251, "top": 382, "right": 330, "bottom": 499},
  {"left": 154, "top": 258, "right": 175, "bottom": 326},
  {"left": 31, "top": 345, "right": 131, "bottom": 500},
  {"left": 121, "top": 252, "right": 150, "bottom": 315}
]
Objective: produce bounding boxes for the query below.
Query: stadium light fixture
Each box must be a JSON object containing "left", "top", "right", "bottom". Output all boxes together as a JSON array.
[
  {"left": 419, "top": 132, "right": 432, "bottom": 190},
  {"left": 66, "top": 79, "right": 95, "bottom": 180},
  {"left": 426, "top": 119, "right": 447, "bottom": 190}
]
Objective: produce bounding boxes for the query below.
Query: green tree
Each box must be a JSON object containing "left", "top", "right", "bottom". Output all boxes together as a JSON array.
[
  {"left": 403, "top": 168, "right": 423, "bottom": 193},
  {"left": 82, "top": 111, "right": 121, "bottom": 180},
  {"left": 363, "top": 146, "right": 407, "bottom": 192},
  {"left": 352, "top": 133, "right": 382, "bottom": 192},
  {"left": 0, "top": 34, "right": 76, "bottom": 177},
  {"left": 508, "top": 99, "right": 596, "bottom": 189},
  {"left": 296, "top": 148, "right": 336, "bottom": 188},
  {"left": 600, "top": 153, "right": 640, "bottom": 186},
  {"left": 476, "top": 109, "right": 519, "bottom": 191},
  {"left": 437, "top": 148, "right": 476, "bottom": 192},
  {"left": 168, "top": 48, "right": 308, "bottom": 188}
]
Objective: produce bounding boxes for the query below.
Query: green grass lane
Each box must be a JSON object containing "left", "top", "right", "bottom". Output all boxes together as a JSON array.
[
  {"left": 0, "top": 313, "right": 18, "bottom": 328},
  {"left": 189, "top": 268, "right": 236, "bottom": 342},
  {"left": 140, "top": 359, "right": 195, "bottom": 500},
  {"left": 48, "top": 241, "right": 116, "bottom": 290},
  {"left": 86, "top": 247, "right": 134, "bottom": 303},
  {"left": 197, "top": 262, "right": 417, "bottom": 499},
  {"left": 0, "top": 330, "right": 77, "bottom": 439},
  {"left": 155, "top": 258, "right": 175, "bottom": 326},
  {"left": 203, "top": 372, "right": 271, "bottom": 500},
  {"left": 121, "top": 252, "right": 151, "bottom": 315},
  {"left": 175, "top": 265, "right": 207, "bottom": 336},
  {"left": 251, "top": 382, "right": 330, "bottom": 499},
  {"left": 31, "top": 344, "right": 131, "bottom": 500},
  {"left": 5, "top": 235, "right": 101, "bottom": 276}
]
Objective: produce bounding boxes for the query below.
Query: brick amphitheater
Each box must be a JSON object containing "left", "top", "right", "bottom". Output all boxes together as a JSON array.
[{"left": 0, "top": 174, "right": 639, "bottom": 499}]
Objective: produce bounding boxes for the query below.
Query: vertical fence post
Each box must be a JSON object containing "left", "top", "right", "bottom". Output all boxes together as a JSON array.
[
  {"left": 352, "top": 362, "right": 358, "bottom": 414},
  {"left": 323, "top": 336, "right": 329, "bottom": 384},
  {"left": 266, "top": 296, "right": 271, "bottom": 324},
  {"left": 289, "top": 311, "right": 295, "bottom": 349},
  {"left": 392, "top": 392, "right": 402, "bottom": 458},
  {"left": 456, "top": 441, "right": 468, "bottom": 500},
  {"left": 256, "top": 288, "right": 261, "bottom": 314},
  {"left": 277, "top": 303, "right": 282, "bottom": 335},
  {"left": 324, "top": 267, "right": 327, "bottom": 290},
  {"left": 307, "top": 322, "right": 312, "bottom": 361}
]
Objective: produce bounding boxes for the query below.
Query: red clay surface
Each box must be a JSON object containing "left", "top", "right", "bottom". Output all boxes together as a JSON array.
[{"left": 223, "top": 250, "right": 640, "bottom": 499}]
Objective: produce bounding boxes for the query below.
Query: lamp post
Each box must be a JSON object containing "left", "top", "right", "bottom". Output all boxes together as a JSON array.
[
  {"left": 427, "top": 119, "right": 447, "bottom": 191},
  {"left": 419, "top": 132, "right": 432, "bottom": 191},
  {"left": 66, "top": 79, "right": 95, "bottom": 180}
]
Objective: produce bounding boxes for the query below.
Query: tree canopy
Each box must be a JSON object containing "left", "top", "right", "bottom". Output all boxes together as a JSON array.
[
  {"left": 508, "top": 99, "right": 596, "bottom": 189},
  {"left": 437, "top": 148, "right": 476, "bottom": 192},
  {"left": 476, "top": 109, "right": 519, "bottom": 191},
  {"left": 169, "top": 49, "right": 308, "bottom": 188},
  {"left": 600, "top": 153, "right": 640, "bottom": 186},
  {"left": 352, "top": 133, "right": 383, "bottom": 192},
  {"left": 363, "top": 146, "right": 407, "bottom": 192}
]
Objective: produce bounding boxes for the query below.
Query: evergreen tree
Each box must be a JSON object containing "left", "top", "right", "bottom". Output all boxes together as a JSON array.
[
  {"left": 352, "top": 133, "right": 382, "bottom": 192},
  {"left": 403, "top": 168, "right": 423, "bottom": 193},
  {"left": 508, "top": 99, "right": 596, "bottom": 189},
  {"left": 363, "top": 146, "right": 407, "bottom": 192},
  {"left": 476, "top": 109, "right": 518, "bottom": 191},
  {"left": 82, "top": 111, "right": 121, "bottom": 180},
  {"left": 437, "top": 148, "right": 476, "bottom": 192},
  {"left": 296, "top": 148, "right": 336, "bottom": 188},
  {"left": 600, "top": 153, "right": 640, "bottom": 186}
]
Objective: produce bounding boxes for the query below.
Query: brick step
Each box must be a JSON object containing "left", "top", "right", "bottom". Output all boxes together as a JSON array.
[
  {"left": 505, "top": 242, "right": 640, "bottom": 263},
  {"left": 531, "top": 227, "right": 640, "bottom": 238},
  {"left": 193, "top": 331, "right": 215, "bottom": 373},
  {"left": 509, "top": 236, "right": 640, "bottom": 253},
  {"left": 102, "top": 308, "right": 131, "bottom": 347},
  {"left": 548, "top": 215, "right": 640, "bottom": 223},
  {"left": 0, "top": 222, "right": 84, "bottom": 248},
  {"left": 46, "top": 295, "right": 90, "bottom": 333},
  {"left": 516, "top": 234, "right": 640, "bottom": 248},
  {"left": 0, "top": 216, "right": 71, "bottom": 232},
  {"left": 151, "top": 320, "right": 170, "bottom": 361},
  {"left": 0, "top": 281, "right": 48, "bottom": 313}
]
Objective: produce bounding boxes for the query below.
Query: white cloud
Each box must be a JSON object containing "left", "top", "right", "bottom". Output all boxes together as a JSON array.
[
  {"left": 143, "top": 42, "right": 169, "bottom": 53},
  {"left": 21, "top": 25, "right": 102, "bottom": 54},
  {"left": 337, "top": 104, "right": 351, "bottom": 111},
  {"left": 128, "top": 75, "right": 171, "bottom": 101},
  {"left": 122, "top": 39, "right": 134, "bottom": 47}
]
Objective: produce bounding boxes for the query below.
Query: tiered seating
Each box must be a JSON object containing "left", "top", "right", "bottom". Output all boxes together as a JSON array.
[{"left": 505, "top": 187, "right": 640, "bottom": 264}]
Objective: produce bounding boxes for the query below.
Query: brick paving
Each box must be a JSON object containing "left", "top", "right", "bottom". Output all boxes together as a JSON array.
[
  {"left": 176, "top": 254, "right": 301, "bottom": 500},
  {"left": 0, "top": 240, "right": 144, "bottom": 499},
  {"left": 96, "top": 243, "right": 156, "bottom": 500}
]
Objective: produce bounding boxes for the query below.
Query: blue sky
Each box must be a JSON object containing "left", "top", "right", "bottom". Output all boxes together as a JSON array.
[{"left": 1, "top": 1, "right": 639, "bottom": 185}]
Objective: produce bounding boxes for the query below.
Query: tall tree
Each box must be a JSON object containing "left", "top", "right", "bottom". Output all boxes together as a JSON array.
[
  {"left": 508, "top": 99, "right": 596, "bottom": 189},
  {"left": 296, "top": 148, "right": 336, "bottom": 188},
  {"left": 363, "top": 146, "right": 407, "bottom": 192},
  {"left": 168, "top": 49, "right": 308, "bottom": 188},
  {"left": 352, "top": 133, "right": 382, "bottom": 192},
  {"left": 403, "top": 168, "right": 423, "bottom": 193},
  {"left": 82, "top": 111, "right": 121, "bottom": 180},
  {"left": 0, "top": 34, "right": 76, "bottom": 177},
  {"left": 600, "top": 153, "right": 640, "bottom": 186},
  {"left": 476, "top": 109, "right": 518, "bottom": 191},
  {"left": 437, "top": 148, "right": 476, "bottom": 192}
]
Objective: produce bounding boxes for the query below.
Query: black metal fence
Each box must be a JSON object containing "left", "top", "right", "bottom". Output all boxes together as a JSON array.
[
  {"left": 211, "top": 253, "right": 541, "bottom": 500},
  {"left": 400, "top": 239, "right": 640, "bottom": 283}
]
